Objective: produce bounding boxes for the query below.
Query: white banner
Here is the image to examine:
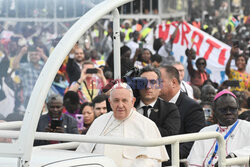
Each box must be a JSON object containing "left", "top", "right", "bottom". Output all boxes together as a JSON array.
[{"left": 154, "top": 22, "right": 233, "bottom": 84}]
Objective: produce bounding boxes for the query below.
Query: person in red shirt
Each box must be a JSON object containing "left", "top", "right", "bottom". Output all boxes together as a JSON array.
[{"left": 187, "top": 49, "right": 210, "bottom": 88}]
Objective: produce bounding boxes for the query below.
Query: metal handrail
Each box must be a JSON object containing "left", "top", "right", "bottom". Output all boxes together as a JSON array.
[
  {"left": 0, "top": 121, "right": 22, "bottom": 130},
  {"left": 0, "top": 130, "right": 249, "bottom": 167}
]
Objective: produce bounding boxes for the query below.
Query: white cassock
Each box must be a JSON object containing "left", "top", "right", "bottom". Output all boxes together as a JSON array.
[
  {"left": 187, "top": 119, "right": 250, "bottom": 167},
  {"left": 77, "top": 109, "right": 169, "bottom": 167}
]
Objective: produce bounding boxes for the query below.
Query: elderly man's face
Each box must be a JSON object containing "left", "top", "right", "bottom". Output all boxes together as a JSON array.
[
  {"left": 214, "top": 96, "right": 238, "bottom": 126},
  {"left": 48, "top": 100, "right": 63, "bottom": 119},
  {"left": 109, "top": 88, "right": 135, "bottom": 120}
]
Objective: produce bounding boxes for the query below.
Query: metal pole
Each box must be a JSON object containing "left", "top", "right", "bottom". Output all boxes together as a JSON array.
[
  {"left": 171, "top": 141, "right": 180, "bottom": 167},
  {"left": 130, "top": 1, "right": 133, "bottom": 14},
  {"left": 150, "top": 0, "right": 152, "bottom": 14},
  {"left": 140, "top": 0, "right": 143, "bottom": 14},
  {"left": 112, "top": 8, "right": 121, "bottom": 79},
  {"left": 217, "top": 133, "right": 227, "bottom": 167},
  {"left": 201, "top": 0, "right": 204, "bottom": 26},
  {"left": 64, "top": 0, "right": 67, "bottom": 18},
  {"left": 158, "top": 0, "right": 162, "bottom": 23},
  {"left": 16, "top": 0, "right": 18, "bottom": 17},
  {"left": 73, "top": 0, "right": 76, "bottom": 17},
  {"left": 226, "top": 157, "right": 250, "bottom": 166},
  {"left": 53, "top": 0, "right": 58, "bottom": 35},
  {"left": 45, "top": 0, "right": 47, "bottom": 18},
  {"left": 228, "top": 0, "right": 231, "bottom": 16},
  {"left": 0, "top": 121, "right": 22, "bottom": 130}
]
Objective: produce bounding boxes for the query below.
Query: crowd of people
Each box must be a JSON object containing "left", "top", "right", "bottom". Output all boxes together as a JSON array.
[{"left": 0, "top": 0, "right": 250, "bottom": 166}]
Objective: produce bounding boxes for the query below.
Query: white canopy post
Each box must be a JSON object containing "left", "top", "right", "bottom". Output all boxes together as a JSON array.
[{"left": 113, "top": 8, "right": 121, "bottom": 79}]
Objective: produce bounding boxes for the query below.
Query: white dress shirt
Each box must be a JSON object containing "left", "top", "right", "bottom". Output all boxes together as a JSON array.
[
  {"left": 181, "top": 81, "right": 194, "bottom": 99},
  {"left": 169, "top": 90, "right": 181, "bottom": 104},
  {"left": 137, "top": 100, "right": 157, "bottom": 117}
]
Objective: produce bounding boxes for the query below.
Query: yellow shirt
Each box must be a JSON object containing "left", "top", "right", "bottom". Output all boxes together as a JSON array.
[{"left": 229, "top": 69, "right": 250, "bottom": 91}]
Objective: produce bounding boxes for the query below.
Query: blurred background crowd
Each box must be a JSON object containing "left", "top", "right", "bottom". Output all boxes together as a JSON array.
[{"left": 0, "top": 0, "right": 249, "bottom": 133}]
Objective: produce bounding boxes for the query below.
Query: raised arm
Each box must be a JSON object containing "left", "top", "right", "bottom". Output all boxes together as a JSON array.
[
  {"left": 66, "top": 44, "right": 78, "bottom": 73},
  {"left": 68, "top": 69, "right": 86, "bottom": 92},
  {"left": 37, "top": 47, "right": 48, "bottom": 62},
  {"left": 186, "top": 49, "right": 195, "bottom": 76},
  {"left": 170, "top": 21, "right": 182, "bottom": 43},
  {"left": 96, "top": 67, "right": 107, "bottom": 88},
  {"left": 226, "top": 46, "right": 238, "bottom": 76},
  {"left": 12, "top": 46, "right": 28, "bottom": 69}
]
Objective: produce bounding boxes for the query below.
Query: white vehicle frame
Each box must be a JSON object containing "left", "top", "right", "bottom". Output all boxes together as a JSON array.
[{"left": 0, "top": 0, "right": 249, "bottom": 166}]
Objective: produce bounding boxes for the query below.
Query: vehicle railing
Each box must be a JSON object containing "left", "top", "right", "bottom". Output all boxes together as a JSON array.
[
  {"left": 0, "top": 130, "right": 249, "bottom": 167},
  {"left": 0, "top": 121, "right": 22, "bottom": 130}
]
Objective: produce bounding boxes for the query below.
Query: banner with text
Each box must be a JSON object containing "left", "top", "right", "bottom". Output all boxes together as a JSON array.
[{"left": 155, "top": 22, "right": 233, "bottom": 84}]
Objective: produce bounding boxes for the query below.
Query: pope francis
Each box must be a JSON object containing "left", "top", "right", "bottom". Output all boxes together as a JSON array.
[{"left": 77, "top": 82, "right": 169, "bottom": 166}]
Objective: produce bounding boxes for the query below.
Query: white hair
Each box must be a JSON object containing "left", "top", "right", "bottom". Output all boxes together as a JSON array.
[
  {"left": 110, "top": 82, "right": 134, "bottom": 100},
  {"left": 47, "top": 94, "right": 63, "bottom": 105}
]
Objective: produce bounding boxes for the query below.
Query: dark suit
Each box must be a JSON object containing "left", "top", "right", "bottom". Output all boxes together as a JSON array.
[
  {"left": 66, "top": 57, "right": 81, "bottom": 84},
  {"left": 135, "top": 98, "right": 180, "bottom": 166},
  {"left": 176, "top": 92, "right": 205, "bottom": 159},
  {"left": 135, "top": 98, "right": 180, "bottom": 137},
  {"left": 34, "top": 113, "right": 78, "bottom": 146}
]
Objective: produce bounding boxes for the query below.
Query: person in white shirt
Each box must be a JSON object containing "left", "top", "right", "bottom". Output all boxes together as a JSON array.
[
  {"left": 187, "top": 89, "right": 250, "bottom": 167},
  {"left": 77, "top": 82, "right": 168, "bottom": 167},
  {"left": 126, "top": 31, "right": 140, "bottom": 60},
  {"left": 173, "top": 62, "right": 194, "bottom": 99}
]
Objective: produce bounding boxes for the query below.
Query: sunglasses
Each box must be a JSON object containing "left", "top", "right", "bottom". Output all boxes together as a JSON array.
[
  {"left": 145, "top": 79, "right": 162, "bottom": 89},
  {"left": 148, "top": 79, "right": 163, "bottom": 85},
  {"left": 148, "top": 79, "right": 157, "bottom": 85},
  {"left": 217, "top": 107, "right": 238, "bottom": 114}
]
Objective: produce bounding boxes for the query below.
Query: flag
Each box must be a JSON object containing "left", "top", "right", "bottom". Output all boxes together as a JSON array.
[{"left": 230, "top": 17, "right": 240, "bottom": 28}]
